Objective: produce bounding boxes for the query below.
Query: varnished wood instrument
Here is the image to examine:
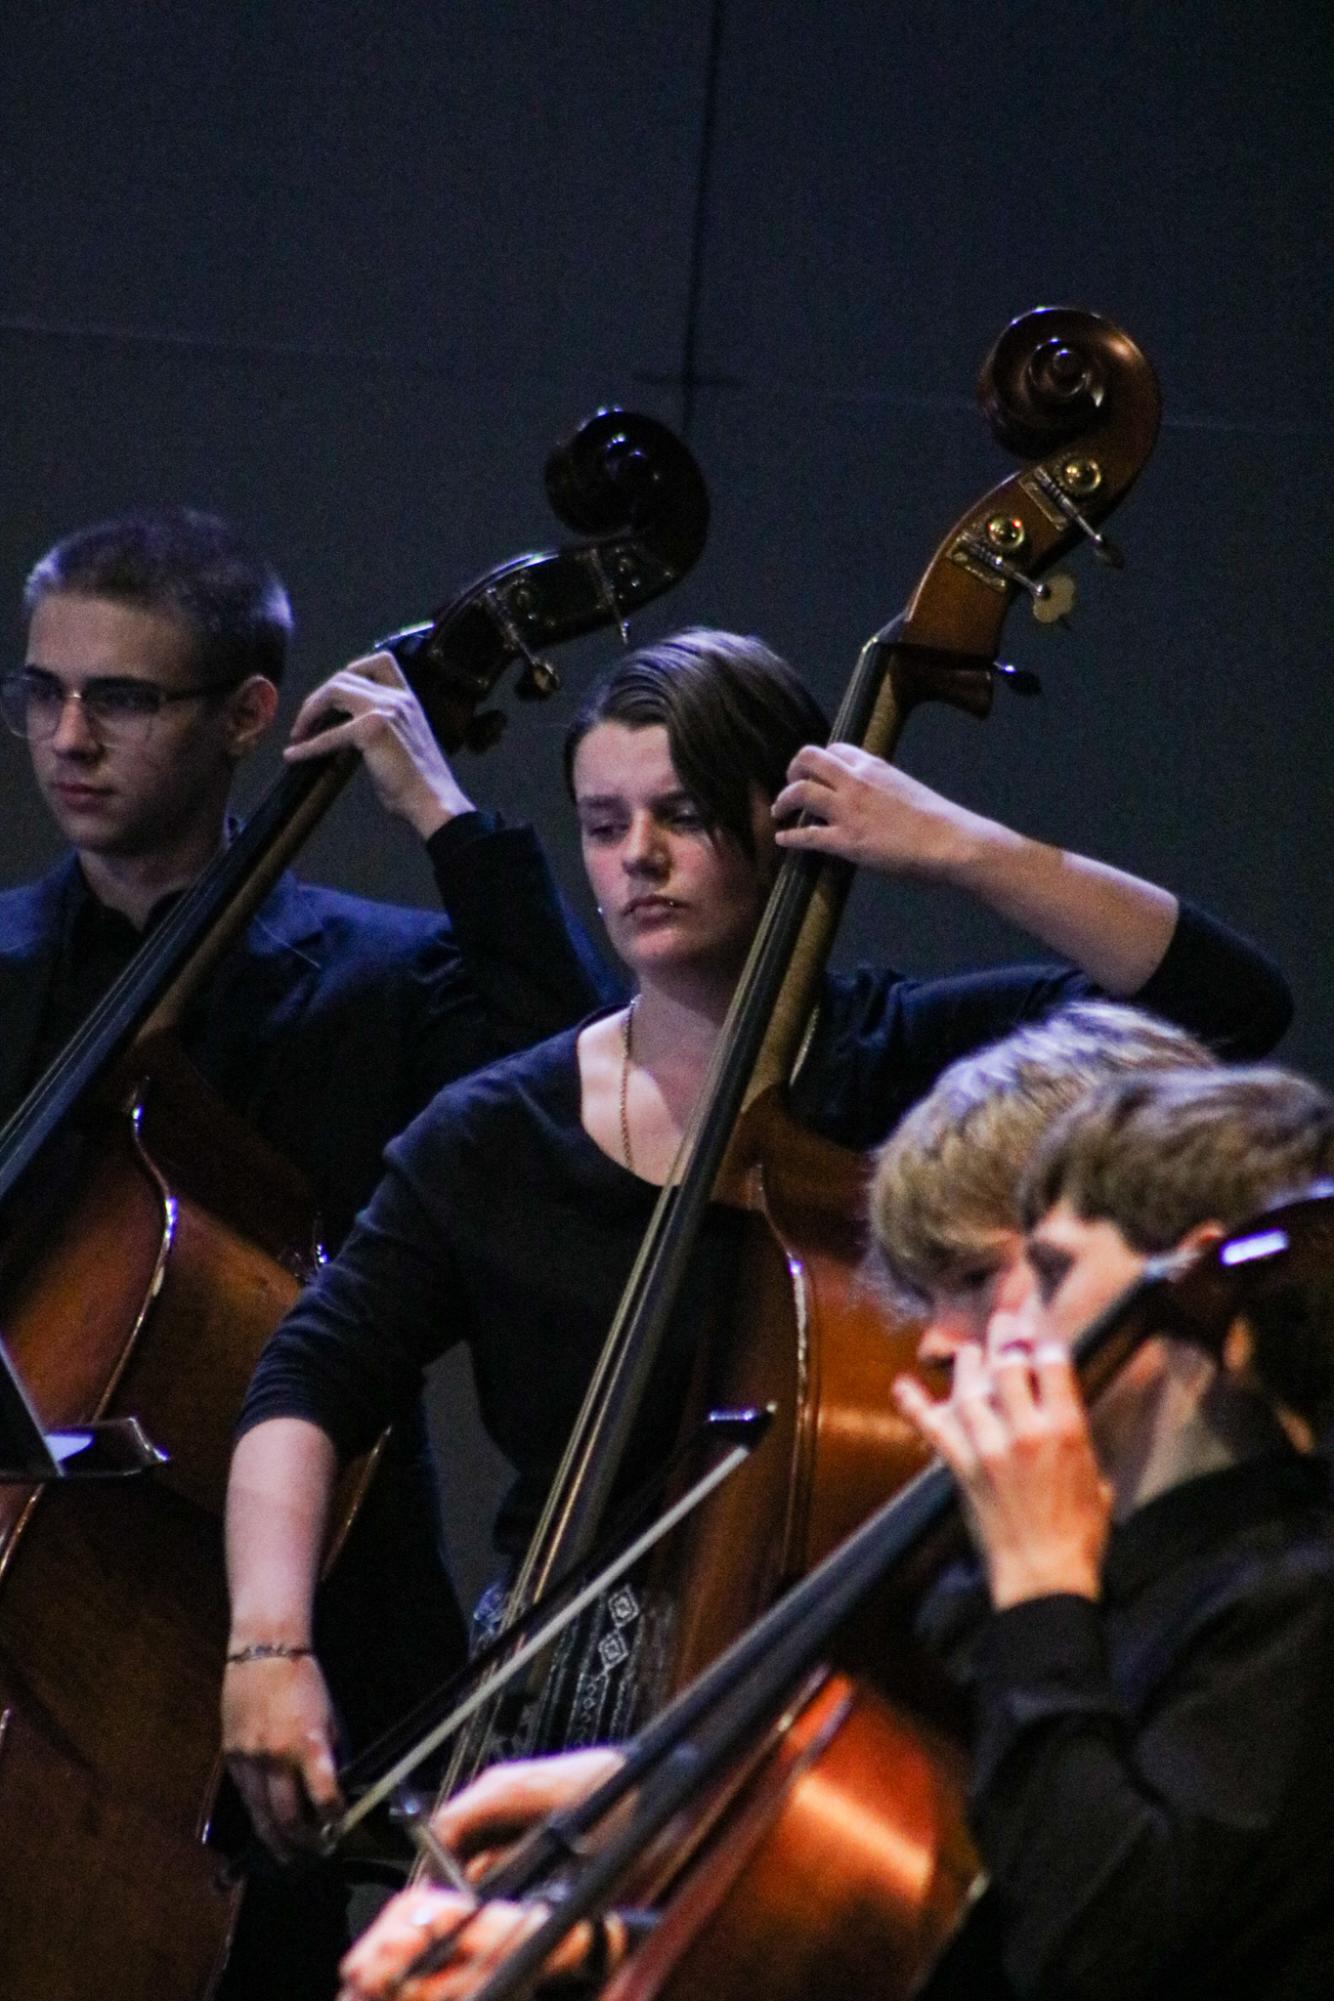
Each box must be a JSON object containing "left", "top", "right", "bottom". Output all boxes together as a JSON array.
[
  {"left": 0, "top": 409, "right": 708, "bottom": 2001},
  {"left": 351, "top": 309, "right": 1162, "bottom": 1857}
]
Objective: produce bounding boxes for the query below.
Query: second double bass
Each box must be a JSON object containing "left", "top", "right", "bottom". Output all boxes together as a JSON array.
[{"left": 0, "top": 412, "right": 708, "bottom": 2000}]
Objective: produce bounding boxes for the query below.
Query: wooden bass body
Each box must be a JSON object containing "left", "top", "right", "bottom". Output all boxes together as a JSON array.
[{"left": 0, "top": 1048, "right": 320, "bottom": 2000}]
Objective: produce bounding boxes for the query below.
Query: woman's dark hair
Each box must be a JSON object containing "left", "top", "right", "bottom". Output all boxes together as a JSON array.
[
  {"left": 563, "top": 629, "right": 828, "bottom": 858},
  {"left": 24, "top": 506, "right": 292, "bottom": 688}
]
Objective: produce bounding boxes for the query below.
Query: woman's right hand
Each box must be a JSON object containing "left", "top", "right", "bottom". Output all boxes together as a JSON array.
[
  {"left": 430, "top": 1746, "right": 626, "bottom": 1874},
  {"left": 222, "top": 1649, "right": 343, "bottom": 1860}
]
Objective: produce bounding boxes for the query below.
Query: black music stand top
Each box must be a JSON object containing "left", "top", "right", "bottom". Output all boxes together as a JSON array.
[{"left": 0, "top": 1332, "right": 167, "bottom": 1482}]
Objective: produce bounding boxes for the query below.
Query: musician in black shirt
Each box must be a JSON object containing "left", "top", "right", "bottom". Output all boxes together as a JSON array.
[{"left": 336, "top": 1062, "right": 1334, "bottom": 2001}]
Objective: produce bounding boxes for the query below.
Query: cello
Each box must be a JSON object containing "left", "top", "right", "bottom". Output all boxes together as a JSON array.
[
  {"left": 0, "top": 409, "right": 707, "bottom": 2000},
  {"left": 360, "top": 307, "right": 1161, "bottom": 1840},
  {"left": 379, "top": 1186, "right": 1334, "bottom": 2001}
]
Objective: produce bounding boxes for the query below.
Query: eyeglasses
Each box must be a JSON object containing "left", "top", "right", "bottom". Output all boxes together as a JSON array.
[{"left": 0, "top": 668, "right": 235, "bottom": 746}]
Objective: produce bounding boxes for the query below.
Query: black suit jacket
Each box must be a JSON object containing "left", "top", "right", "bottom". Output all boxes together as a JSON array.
[
  {"left": 0, "top": 814, "right": 618, "bottom": 1741},
  {"left": 0, "top": 814, "right": 618, "bottom": 1248}
]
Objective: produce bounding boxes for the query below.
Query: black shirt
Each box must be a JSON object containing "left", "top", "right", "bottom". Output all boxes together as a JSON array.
[
  {"left": 9, "top": 811, "right": 619, "bottom": 1249},
  {"left": 921, "top": 1452, "right": 1334, "bottom": 2001},
  {"left": 240, "top": 901, "right": 1293, "bottom": 1555}
]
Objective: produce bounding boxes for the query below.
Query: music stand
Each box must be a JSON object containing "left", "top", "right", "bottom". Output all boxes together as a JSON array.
[{"left": 0, "top": 1330, "right": 167, "bottom": 1482}]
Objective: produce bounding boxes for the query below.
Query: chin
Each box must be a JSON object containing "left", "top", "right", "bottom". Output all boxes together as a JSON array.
[
  {"left": 45, "top": 811, "right": 115, "bottom": 849},
  {"left": 53, "top": 816, "right": 125, "bottom": 848}
]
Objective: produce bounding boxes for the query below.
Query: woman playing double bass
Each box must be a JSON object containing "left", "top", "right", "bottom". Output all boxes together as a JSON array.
[{"left": 223, "top": 626, "right": 1289, "bottom": 1862}]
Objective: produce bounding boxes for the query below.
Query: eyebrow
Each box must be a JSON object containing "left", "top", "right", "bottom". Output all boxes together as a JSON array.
[
  {"left": 575, "top": 787, "right": 696, "bottom": 811},
  {"left": 1024, "top": 1238, "right": 1073, "bottom": 1296},
  {"left": 23, "top": 664, "right": 159, "bottom": 684}
]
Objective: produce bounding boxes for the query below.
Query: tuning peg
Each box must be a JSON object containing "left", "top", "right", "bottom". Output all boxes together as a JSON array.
[
  {"left": 994, "top": 661, "right": 1043, "bottom": 696},
  {"left": 587, "top": 545, "right": 631, "bottom": 646},
  {"left": 483, "top": 583, "right": 563, "bottom": 699},
  {"left": 515, "top": 657, "right": 562, "bottom": 701},
  {"left": 954, "top": 528, "right": 1075, "bottom": 629},
  {"left": 1031, "top": 571, "right": 1077, "bottom": 626},
  {"left": 1029, "top": 463, "right": 1125, "bottom": 568}
]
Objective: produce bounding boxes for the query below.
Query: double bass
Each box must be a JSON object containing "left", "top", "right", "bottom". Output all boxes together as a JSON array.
[
  {"left": 0, "top": 409, "right": 707, "bottom": 2000},
  {"left": 347, "top": 307, "right": 1161, "bottom": 1847}
]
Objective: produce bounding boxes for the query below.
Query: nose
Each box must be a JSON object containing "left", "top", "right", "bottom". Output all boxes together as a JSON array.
[
  {"left": 48, "top": 688, "right": 101, "bottom": 755},
  {"left": 621, "top": 810, "right": 667, "bottom": 875},
  {"left": 916, "top": 1308, "right": 980, "bottom": 1369},
  {"left": 987, "top": 1268, "right": 1041, "bottom": 1355}
]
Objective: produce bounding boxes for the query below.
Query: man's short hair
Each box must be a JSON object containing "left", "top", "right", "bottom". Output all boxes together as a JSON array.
[
  {"left": 24, "top": 507, "right": 291, "bottom": 688},
  {"left": 1021, "top": 1066, "right": 1334, "bottom": 1250},
  {"left": 869, "top": 1003, "right": 1215, "bottom": 1311},
  {"left": 1020, "top": 1065, "right": 1334, "bottom": 1429}
]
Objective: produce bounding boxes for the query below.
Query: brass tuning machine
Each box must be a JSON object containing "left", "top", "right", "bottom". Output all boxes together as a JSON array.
[
  {"left": 483, "top": 583, "right": 564, "bottom": 702},
  {"left": 1024, "top": 458, "right": 1125, "bottom": 570},
  {"left": 586, "top": 544, "right": 631, "bottom": 647},
  {"left": 952, "top": 514, "right": 1078, "bottom": 628}
]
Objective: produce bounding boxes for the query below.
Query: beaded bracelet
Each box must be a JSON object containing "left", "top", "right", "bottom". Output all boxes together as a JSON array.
[{"left": 224, "top": 1641, "right": 316, "bottom": 1666}]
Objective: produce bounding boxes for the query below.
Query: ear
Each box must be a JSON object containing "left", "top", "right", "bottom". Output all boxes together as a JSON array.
[
  {"left": 1218, "top": 1313, "right": 1312, "bottom": 1449},
  {"left": 222, "top": 676, "right": 280, "bottom": 760},
  {"left": 1221, "top": 1315, "right": 1256, "bottom": 1379},
  {"left": 1174, "top": 1220, "right": 1227, "bottom": 1257}
]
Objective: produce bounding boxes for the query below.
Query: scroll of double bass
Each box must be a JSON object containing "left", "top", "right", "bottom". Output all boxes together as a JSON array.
[{"left": 0, "top": 408, "right": 707, "bottom": 2001}]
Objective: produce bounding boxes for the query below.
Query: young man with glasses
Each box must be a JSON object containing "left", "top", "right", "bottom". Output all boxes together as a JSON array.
[
  {"left": 0, "top": 505, "right": 615, "bottom": 2000},
  {"left": 2, "top": 507, "right": 615, "bottom": 1247}
]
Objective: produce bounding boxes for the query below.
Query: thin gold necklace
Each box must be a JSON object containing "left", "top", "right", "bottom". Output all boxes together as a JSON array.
[{"left": 619, "top": 996, "right": 638, "bottom": 1174}]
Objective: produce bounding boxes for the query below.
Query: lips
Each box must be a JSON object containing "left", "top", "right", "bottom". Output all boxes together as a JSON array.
[
  {"left": 623, "top": 894, "right": 681, "bottom": 920},
  {"left": 53, "top": 782, "right": 111, "bottom": 801},
  {"left": 50, "top": 782, "right": 114, "bottom": 812}
]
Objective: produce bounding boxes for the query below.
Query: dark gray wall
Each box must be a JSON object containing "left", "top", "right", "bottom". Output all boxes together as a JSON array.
[{"left": 3, "top": 2, "right": 1331, "bottom": 1597}]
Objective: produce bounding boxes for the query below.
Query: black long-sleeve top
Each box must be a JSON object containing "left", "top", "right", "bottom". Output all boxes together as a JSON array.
[
  {"left": 920, "top": 1451, "right": 1334, "bottom": 2001},
  {"left": 239, "top": 902, "right": 1292, "bottom": 1558}
]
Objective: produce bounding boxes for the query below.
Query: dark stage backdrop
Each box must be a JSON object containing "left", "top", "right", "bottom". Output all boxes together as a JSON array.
[{"left": 2, "top": 2, "right": 1331, "bottom": 1602}]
